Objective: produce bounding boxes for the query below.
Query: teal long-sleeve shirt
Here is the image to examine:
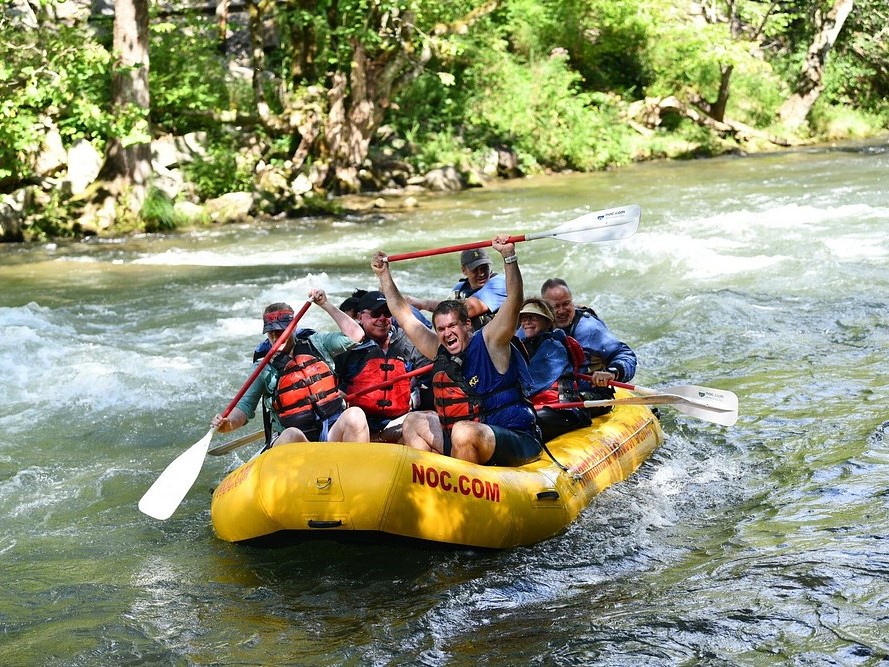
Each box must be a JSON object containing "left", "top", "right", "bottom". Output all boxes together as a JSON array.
[{"left": 234, "top": 330, "right": 357, "bottom": 432}]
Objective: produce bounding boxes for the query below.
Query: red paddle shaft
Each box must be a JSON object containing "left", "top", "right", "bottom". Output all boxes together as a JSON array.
[
  {"left": 386, "top": 237, "right": 527, "bottom": 263},
  {"left": 219, "top": 300, "right": 312, "bottom": 418}
]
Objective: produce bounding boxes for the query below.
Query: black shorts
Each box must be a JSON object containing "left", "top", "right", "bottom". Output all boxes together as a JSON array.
[
  {"left": 283, "top": 412, "right": 341, "bottom": 443},
  {"left": 535, "top": 406, "right": 592, "bottom": 443},
  {"left": 442, "top": 424, "right": 542, "bottom": 467}
]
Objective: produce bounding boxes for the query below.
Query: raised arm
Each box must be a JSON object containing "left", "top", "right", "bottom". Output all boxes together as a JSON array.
[
  {"left": 407, "top": 294, "right": 441, "bottom": 313},
  {"left": 371, "top": 251, "right": 440, "bottom": 360},
  {"left": 482, "top": 235, "right": 522, "bottom": 370},
  {"left": 409, "top": 290, "right": 492, "bottom": 320},
  {"left": 309, "top": 288, "right": 364, "bottom": 343}
]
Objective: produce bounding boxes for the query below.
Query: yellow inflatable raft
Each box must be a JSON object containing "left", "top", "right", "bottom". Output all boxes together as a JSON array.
[{"left": 211, "top": 398, "right": 664, "bottom": 549}]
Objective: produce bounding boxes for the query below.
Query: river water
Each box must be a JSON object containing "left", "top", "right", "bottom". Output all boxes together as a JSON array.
[{"left": 1, "top": 140, "right": 888, "bottom": 665}]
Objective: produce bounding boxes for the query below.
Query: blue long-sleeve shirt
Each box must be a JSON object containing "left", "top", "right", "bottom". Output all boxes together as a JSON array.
[{"left": 563, "top": 311, "right": 636, "bottom": 382}]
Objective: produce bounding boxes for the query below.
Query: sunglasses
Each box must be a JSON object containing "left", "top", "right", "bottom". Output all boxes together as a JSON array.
[{"left": 363, "top": 307, "right": 391, "bottom": 318}]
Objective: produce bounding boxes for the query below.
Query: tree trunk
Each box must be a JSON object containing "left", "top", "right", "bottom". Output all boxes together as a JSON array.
[
  {"left": 710, "top": 64, "right": 734, "bottom": 122},
  {"left": 101, "top": 0, "right": 152, "bottom": 215},
  {"left": 322, "top": 42, "right": 392, "bottom": 194},
  {"left": 216, "top": 0, "right": 230, "bottom": 53},
  {"left": 315, "top": 2, "right": 502, "bottom": 195},
  {"left": 778, "top": 0, "right": 854, "bottom": 128}
]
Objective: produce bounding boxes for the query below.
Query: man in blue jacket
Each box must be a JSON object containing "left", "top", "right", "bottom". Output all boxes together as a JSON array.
[{"left": 541, "top": 278, "right": 637, "bottom": 399}]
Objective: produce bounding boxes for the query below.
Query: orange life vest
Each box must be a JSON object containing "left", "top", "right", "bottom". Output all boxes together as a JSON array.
[
  {"left": 272, "top": 353, "right": 343, "bottom": 429},
  {"left": 337, "top": 339, "right": 413, "bottom": 418},
  {"left": 431, "top": 366, "right": 485, "bottom": 431},
  {"left": 346, "top": 358, "right": 411, "bottom": 417},
  {"left": 431, "top": 345, "right": 527, "bottom": 431}
]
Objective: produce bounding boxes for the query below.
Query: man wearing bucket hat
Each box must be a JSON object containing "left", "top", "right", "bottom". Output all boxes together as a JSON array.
[
  {"left": 407, "top": 247, "right": 507, "bottom": 331},
  {"left": 516, "top": 297, "right": 591, "bottom": 442},
  {"left": 212, "top": 288, "right": 369, "bottom": 447}
]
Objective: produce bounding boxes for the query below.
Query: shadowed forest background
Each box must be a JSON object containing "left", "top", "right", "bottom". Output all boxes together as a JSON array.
[{"left": 1, "top": 0, "right": 886, "bottom": 241}]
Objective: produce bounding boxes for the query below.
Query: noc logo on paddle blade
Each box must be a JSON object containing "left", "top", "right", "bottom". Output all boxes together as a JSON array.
[{"left": 597, "top": 208, "right": 628, "bottom": 221}]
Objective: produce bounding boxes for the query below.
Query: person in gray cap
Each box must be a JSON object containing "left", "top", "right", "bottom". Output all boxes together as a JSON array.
[{"left": 407, "top": 247, "right": 507, "bottom": 331}]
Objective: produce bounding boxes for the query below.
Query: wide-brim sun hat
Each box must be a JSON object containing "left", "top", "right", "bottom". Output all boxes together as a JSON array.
[{"left": 519, "top": 301, "right": 554, "bottom": 322}]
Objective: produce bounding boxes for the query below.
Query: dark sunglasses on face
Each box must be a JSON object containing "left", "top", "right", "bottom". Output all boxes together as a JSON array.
[{"left": 364, "top": 307, "right": 391, "bottom": 318}]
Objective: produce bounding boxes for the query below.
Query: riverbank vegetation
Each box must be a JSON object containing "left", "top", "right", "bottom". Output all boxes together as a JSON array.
[{"left": 1, "top": 0, "right": 886, "bottom": 241}]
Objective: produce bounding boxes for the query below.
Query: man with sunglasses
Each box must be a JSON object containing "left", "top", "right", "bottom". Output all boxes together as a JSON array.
[
  {"left": 334, "top": 291, "right": 433, "bottom": 441},
  {"left": 407, "top": 248, "right": 507, "bottom": 331}
]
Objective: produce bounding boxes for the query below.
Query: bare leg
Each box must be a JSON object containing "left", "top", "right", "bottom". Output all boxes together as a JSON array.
[
  {"left": 402, "top": 411, "right": 444, "bottom": 454},
  {"left": 328, "top": 406, "right": 370, "bottom": 442},
  {"left": 449, "top": 422, "right": 495, "bottom": 464},
  {"left": 375, "top": 413, "right": 407, "bottom": 443},
  {"left": 273, "top": 427, "right": 309, "bottom": 446}
]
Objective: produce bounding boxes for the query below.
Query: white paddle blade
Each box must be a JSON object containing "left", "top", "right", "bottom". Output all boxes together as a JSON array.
[
  {"left": 138, "top": 428, "right": 215, "bottom": 520},
  {"left": 672, "top": 399, "right": 738, "bottom": 426},
  {"left": 540, "top": 204, "right": 641, "bottom": 243},
  {"left": 581, "top": 388, "right": 739, "bottom": 426},
  {"left": 668, "top": 385, "right": 739, "bottom": 426},
  {"left": 667, "top": 385, "right": 739, "bottom": 411}
]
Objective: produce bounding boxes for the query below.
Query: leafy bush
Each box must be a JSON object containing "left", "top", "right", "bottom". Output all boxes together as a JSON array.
[
  {"left": 182, "top": 134, "right": 256, "bottom": 199},
  {"left": 140, "top": 187, "right": 177, "bottom": 232},
  {"left": 809, "top": 100, "right": 885, "bottom": 140},
  {"left": 0, "top": 22, "right": 112, "bottom": 184},
  {"left": 149, "top": 19, "right": 240, "bottom": 134},
  {"left": 461, "top": 48, "right": 634, "bottom": 171}
]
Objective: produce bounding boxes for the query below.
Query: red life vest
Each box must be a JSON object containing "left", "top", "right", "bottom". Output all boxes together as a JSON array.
[
  {"left": 338, "top": 340, "right": 413, "bottom": 418},
  {"left": 530, "top": 335, "right": 585, "bottom": 408},
  {"left": 347, "top": 359, "right": 411, "bottom": 417},
  {"left": 272, "top": 353, "right": 343, "bottom": 429}
]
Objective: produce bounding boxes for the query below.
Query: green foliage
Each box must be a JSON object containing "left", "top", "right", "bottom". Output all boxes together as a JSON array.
[
  {"left": 0, "top": 20, "right": 112, "bottom": 183},
  {"left": 462, "top": 49, "right": 633, "bottom": 170},
  {"left": 3, "top": 0, "right": 889, "bottom": 241},
  {"left": 402, "top": 127, "right": 478, "bottom": 174},
  {"left": 642, "top": 5, "right": 787, "bottom": 126},
  {"left": 140, "top": 187, "right": 177, "bottom": 232},
  {"left": 149, "top": 19, "right": 240, "bottom": 134},
  {"left": 19, "top": 187, "right": 81, "bottom": 242},
  {"left": 394, "top": 31, "right": 635, "bottom": 173},
  {"left": 809, "top": 100, "right": 886, "bottom": 140},
  {"left": 828, "top": 0, "right": 889, "bottom": 114},
  {"left": 523, "top": 0, "right": 652, "bottom": 96},
  {"left": 182, "top": 134, "right": 256, "bottom": 200}
]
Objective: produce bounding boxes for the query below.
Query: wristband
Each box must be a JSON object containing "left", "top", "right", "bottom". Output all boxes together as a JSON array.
[{"left": 503, "top": 254, "right": 518, "bottom": 264}]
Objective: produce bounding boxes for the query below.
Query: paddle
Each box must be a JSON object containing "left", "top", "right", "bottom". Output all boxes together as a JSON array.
[
  {"left": 207, "top": 429, "right": 265, "bottom": 456},
  {"left": 345, "top": 363, "right": 434, "bottom": 402},
  {"left": 558, "top": 378, "right": 739, "bottom": 426},
  {"left": 137, "top": 300, "right": 312, "bottom": 520},
  {"left": 384, "top": 204, "right": 641, "bottom": 262}
]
